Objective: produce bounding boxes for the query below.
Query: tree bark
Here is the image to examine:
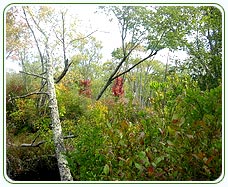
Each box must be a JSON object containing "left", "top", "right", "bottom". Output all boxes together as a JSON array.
[{"left": 46, "top": 57, "right": 73, "bottom": 181}]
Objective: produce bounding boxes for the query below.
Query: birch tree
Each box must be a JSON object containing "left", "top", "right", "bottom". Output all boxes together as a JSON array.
[
  {"left": 6, "top": 5, "right": 97, "bottom": 181},
  {"left": 21, "top": 6, "right": 74, "bottom": 181},
  {"left": 19, "top": 6, "right": 100, "bottom": 180},
  {"left": 45, "top": 46, "right": 73, "bottom": 180}
]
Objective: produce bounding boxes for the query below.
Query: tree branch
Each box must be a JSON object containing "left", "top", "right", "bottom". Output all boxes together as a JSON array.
[
  {"left": 21, "top": 140, "right": 46, "bottom": 147},
  {"left": 111, "top": 50, "right": 158, "bottom": 81},
  {"left": 12, "top": 91, "right": 48, "bottom": 99},
  {"left": 54, "top": 59, "right": 73, "bottom": 84},
  {"left": 96, "top": 43, "right": 140, "bottom": 101},
  {"left": 19, "top": 71, "right": 46, "bottom": 80},
  {"left": 21, "top": 134, "right": 77, "bottom": 147},
  {"left": 22, "top": 7, "right": 44, "bottom": 67},
  {"left": 66, "top": 30, "right": 98, "bottom": 49}
]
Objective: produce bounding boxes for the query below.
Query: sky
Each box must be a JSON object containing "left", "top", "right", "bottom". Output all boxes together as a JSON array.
[
  {"left": 5, "top": 4, "right": 188, "bottom": 72},
  {"left": 68, "top": 5, "right": 188, "bottom": 64}
]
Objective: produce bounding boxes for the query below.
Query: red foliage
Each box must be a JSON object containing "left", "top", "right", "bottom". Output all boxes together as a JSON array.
[
  {"left": 79, "top": 79, "right": 92, "bottom": 98},
  {"left": 147, "top": 166, "right": 154, "bottom": 177},
  {"left": 112, "top": 77, "right": 124, "bottom": 97}
]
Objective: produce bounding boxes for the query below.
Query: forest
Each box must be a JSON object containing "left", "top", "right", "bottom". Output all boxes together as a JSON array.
[{"left": 5, "top": 5, "right": 222, "bottom": 181}]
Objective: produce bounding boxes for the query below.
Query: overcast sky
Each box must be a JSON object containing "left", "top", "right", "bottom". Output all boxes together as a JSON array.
[
  {"left": 71, "top": 4, "right": 188, "bottom": 64},
  {"left": 6, "top": 4, "right": 188, "bottom": 72}
]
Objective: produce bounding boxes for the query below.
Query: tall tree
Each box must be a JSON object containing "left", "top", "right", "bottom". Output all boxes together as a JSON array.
[
  {"left": 6, "top": 5, "right": 98, "bottom": 180},
  {"left": 96, "top": 6, "right": 188, "bottom": 100},
  {"left": 17, "top": 6, "right": 100, "bottom": 180},
  {"left": 21, "top": 6, "right": 73, "bottom": 181},
  {"left": 183, "top": 6, "right": 222, "bottom": 90}
]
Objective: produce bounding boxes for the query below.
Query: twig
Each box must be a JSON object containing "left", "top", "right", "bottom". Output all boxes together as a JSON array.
[
  {"left": 12, "top": 91, "right": 48, "bottom": 99},
  {"left": 19, "top": 71, "right": 46, "bottom": 80},
  {"left": 21, "top": 134, "right": 77, "bottom": 148},
  {"left": 111, "top": 50, "right": 158, "bottom": 81},
  {"left": 63, "top": 135, "right": 77, "bottom": 139},
  {"left": 21, "top": 140, "right": 46, "bottom": 147},
  {"left": 66, "top": 30, "right": 98, "bottom": 48}
]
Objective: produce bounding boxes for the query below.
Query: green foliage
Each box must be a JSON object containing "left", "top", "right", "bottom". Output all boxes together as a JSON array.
[
  {"left": 163, "top": 85, "right": 222, "bottom": 180},
  {"left": 55, "top": 82, "right": 90, "bottom": 121},
  {"left": 8, "top": 99, "right": 38, "bottom": 134},
  {"left": 6, "top": 5, "right": 222, "bottom": 181},
  {"left": 149, "top": 72, "right": 193, "bottom": 119},
  {"left": 181, "top": 6, "right": 222, "bottom": 90},
  {"left": 65, "top": 84, "right": 222, "bottom": 181},
  {"left": 7, "top": 81, "right": 221, "bottom": 181}
]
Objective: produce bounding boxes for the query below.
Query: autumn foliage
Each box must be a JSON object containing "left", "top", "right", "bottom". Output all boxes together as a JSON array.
[
  {"left": 112, "top": 77, "right": 124, "bottom": 97},
  {"left": 79, "top": 79, "right": 92, "bottom": 98}
]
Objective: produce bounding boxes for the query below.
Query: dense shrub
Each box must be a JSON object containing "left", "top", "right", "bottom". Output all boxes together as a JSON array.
[
  {"left": 66, "top": 85, "right": 222, "bottom": 181},
  {"left": 7, "top": 99, "right": 40, "bottom": 134},
  {"left": 56, "top": 82, "right": 91, "bottom": 121},
  {"left": 6, "top": 73, "right": 222, "bottom": 181}
]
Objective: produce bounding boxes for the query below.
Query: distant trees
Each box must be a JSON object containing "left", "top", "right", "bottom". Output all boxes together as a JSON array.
[
  {"left": 96, "top": 6, "right": 200, "bottom": 100},
  {"left": 182, "top": 6, "right": 222, "bottom": 90}
]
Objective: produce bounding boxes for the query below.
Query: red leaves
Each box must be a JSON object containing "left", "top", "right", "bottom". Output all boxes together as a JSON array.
[
  {"left": 172, "top": 119, "right": 180, "bottom": 124},
  {"left": 79, "top": 79, "right": 92, "bottom": 98},
  {"left": 147, "top": 166, "right": 154, "bottom": 176},
  {"left": 112, "top": 77, "right": 124, "bottom": 97},
  {"left": 79, "top": 79, "right": 91, "bottom": 87}
]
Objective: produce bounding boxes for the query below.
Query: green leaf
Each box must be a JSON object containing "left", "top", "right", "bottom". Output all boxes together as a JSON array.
[
  {"left": 154, "top": 156, "right": 165, "bottom": 166},
  {"left": 135, "top": 162, "right": 143, "bottom": 171},
  {"left": 103, "top": 164, "right": 109, "bottom": 175},
  {"left": 167, "top": 140, "right": 175, "bottom": 146}
]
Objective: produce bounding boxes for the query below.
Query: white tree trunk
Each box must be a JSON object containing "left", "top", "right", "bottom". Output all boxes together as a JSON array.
[{"left": 46, "top": 59, "right": 73, "bottom": 181}]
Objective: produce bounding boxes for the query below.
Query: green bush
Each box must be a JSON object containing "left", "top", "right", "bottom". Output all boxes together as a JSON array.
[
  {"left": 8, "top": 99, "right": 39, "bottom": 134},
  {"left": 66, "top": 85, "right": 222, "bottom": 181},
  {"left": 56, "top": 83, "right": 90, "bottom": 121}
]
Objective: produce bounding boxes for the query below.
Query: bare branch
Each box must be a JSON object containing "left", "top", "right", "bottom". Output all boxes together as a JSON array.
[
  {"left": 63, "top": 135, "right": 78, "bottom": 139},
  {"left": 19, "top": 71, "right": 46, "bottom": 80},
  {"left": 66, "top": 30, "right": 98, "bottom": 49},
  {"left": 6, "top": 51, "right": 13, "bottom": 59},
  {"left": 54, "top": 59, "right": 73, "bottom": 84},
  {"left": 21, "top": 134, "right": 77, "bottom": 147},
  {"left": 21, "top": 140, "right": 46, "bottom": 147},
  {"left": 53, "top": 29, "right": 63, "bottom": 43},
  {"left": 22, "top": 7, "right": 44, "bottom": 66},
  {"left": 111, "top": 50, "right": 158, "bottom": 81},
  {"left": 61, "top": 11, "right": 67, "bottom": 62},
  {"left": 96, "top": 43, "right": 140, "bottom": 100},
  {"left": 109, "top": 29, "right": 167, "bottom": 82},
  {"left": 13, "top": 91, "right": 48, "bottom": 99}
]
